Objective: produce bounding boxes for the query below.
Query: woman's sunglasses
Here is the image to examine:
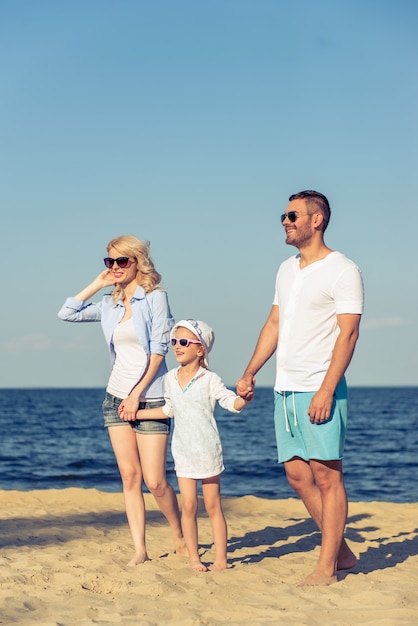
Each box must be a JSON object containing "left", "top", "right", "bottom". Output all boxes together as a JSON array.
[
  {"left": 171, "top": 338, "right": 201, "bottom": 348},
  {"left": 103, "top": 257, "right": 134, "bottom": 269}
]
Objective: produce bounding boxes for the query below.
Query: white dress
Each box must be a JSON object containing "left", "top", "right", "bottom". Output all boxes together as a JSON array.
[{"left": 162, "top": 367, "right": 241, "bottom": 479}]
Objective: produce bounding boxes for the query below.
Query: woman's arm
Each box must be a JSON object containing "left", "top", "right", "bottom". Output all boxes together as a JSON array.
[
  {"left": 118, "top": 354, "right": 165, "bottom": 420},
  {"left": 58, "top": 270, "right": 116, "bottom": 322},
  {"left": 118, "top": 289, "right": 173, "bottom": 420},
  {"left": 72, "top": 270, "right": 116, "bottom": 302},
  {"left": 148, "top": 289, "right": 175, "bottom": 357}
]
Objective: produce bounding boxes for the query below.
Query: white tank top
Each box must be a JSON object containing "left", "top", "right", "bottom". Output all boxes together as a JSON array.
[{"left": 106, "top": 318, "right": 148, "bottom": 398}]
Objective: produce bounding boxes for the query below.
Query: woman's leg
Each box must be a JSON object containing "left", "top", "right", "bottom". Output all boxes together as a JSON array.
[
  {"left": 108, "top": 425, "right": 149, "bottom": 566},
  {"left": 137, "top": 433, "right": 186, "bottom": 555},
  {"left": 202, "top": 475, "right": 228, "bottom": 570},
  {"left": 177, "top": 477, "right": 207, "bottom": 571}
]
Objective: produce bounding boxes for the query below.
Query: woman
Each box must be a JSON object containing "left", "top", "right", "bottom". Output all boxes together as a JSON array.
[{"left": 58, "top": 235, "right": 185, "bottom": 565}]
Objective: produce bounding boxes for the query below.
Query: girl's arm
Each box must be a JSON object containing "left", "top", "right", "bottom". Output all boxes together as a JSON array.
[
  {"left": 234, "top": 396, "right": 251, "bottom": 411},
  {"left": 212, "top": 373, "right": 252, "bottom": 413},
  {"left": 126, "top": 406, "right": 168, "bottom": 421}
]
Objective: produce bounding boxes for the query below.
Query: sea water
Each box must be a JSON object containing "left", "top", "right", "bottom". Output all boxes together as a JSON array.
[{"left": 0, "top": 387, "right": 417, "bottom": 502}]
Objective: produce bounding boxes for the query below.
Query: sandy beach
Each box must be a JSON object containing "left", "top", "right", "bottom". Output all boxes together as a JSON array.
[{"left": 0, "top": 489, "right": 417, "bottom": 625}]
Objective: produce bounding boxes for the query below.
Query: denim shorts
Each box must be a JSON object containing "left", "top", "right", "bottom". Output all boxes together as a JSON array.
[{"left": 102, "top": 392, "right": 171, "bottom": 435}]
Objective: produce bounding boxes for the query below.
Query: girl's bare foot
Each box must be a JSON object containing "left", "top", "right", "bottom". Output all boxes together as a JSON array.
[
  {"left": 190, "top": 560, "right": 208, "bottom": 572},
  {"left": 208, "top": 560, "right": 228, "bottom": 571},
  {"left": 298, "top": 570, "right": 337, "bottom": 586},
  {"left": 127, "top": 551, "right": 151, "bottom": 567}
]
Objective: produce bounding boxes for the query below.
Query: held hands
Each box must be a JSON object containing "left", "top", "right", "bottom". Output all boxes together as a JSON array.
[
  {"left": 236, "top": 374, "right": 256, "bottom": 401},
  {"left": 118, "top": 395, "right": 141, "bottom": 421}
]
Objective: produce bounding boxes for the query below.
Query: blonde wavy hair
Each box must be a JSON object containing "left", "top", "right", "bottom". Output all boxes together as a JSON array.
[{"left": 107, "top": 235, "right": 162, "bottom": 302}]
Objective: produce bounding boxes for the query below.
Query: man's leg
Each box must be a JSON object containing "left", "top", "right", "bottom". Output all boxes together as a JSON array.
[{"left": 284, "top": 457, "right": 356, "bottom": 585}]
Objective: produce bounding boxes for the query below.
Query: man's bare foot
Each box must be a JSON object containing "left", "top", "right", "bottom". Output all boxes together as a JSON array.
[
  {"left": 337, "top": 541, "right": 357, "bottom": 570},
  {"left": 298, "top": 570, "right": 337, "bottom": 586},
  {"left": 190, "top": 560, "right": 208, "bottom": 572},
  {"left": 127, "top": 551, "right": 151, "bottom": 567},
  {"left": 208, "top": 561, "right": 228, "bottom": 571}
]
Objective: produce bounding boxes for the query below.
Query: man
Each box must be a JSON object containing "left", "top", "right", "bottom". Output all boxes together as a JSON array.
[{"left": 237, "top": 190, "right": 363, "bottom": 586}]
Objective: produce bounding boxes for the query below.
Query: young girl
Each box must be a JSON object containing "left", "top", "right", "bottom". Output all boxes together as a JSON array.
[{"left": 130, "top": 319, "right": 250, "bottom": 571}]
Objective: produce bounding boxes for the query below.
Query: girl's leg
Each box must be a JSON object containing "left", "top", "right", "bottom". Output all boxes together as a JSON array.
[
  {"left": 137, "top": 433, "right": 186, "bottom": 556},
  {"left": 177, "top": 477, "right": 207, "bottom": 571},
  {"left": 108, "top": 425, "right": 149, "bottom": 566},
  {"left": 202, "top": 475, "right": 228, "bottom": 570}
]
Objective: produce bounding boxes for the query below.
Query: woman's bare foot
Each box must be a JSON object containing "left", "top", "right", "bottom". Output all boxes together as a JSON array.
[
  {"left": 127, "top": 551, "right": 151, "bottom": 567},
  {"left": 190, "top": 560, "right": 208, "bottom": 572}
]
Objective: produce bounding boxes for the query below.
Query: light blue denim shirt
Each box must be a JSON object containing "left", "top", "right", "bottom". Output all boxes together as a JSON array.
[{"left": 58, "top": 286, "right": 174, "bottom": 398}]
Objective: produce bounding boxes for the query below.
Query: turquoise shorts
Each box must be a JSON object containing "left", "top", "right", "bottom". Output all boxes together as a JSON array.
[{"left": 274, "top": 378, "right": 348, "bottom": 463}]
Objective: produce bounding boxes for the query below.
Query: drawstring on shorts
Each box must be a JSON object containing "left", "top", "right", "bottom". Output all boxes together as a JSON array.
[{"left": 283, "top": 391, "right": 298, "bottom": 433}]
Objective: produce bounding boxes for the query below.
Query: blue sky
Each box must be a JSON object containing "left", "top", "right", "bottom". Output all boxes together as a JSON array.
[{"left": 1, "top": 0, "right": 417, "bottom": 388}]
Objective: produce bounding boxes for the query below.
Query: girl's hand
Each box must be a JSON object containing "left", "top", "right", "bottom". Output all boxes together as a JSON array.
[{"left": 118, "top": 395, "right": 141, "bottom": 421}]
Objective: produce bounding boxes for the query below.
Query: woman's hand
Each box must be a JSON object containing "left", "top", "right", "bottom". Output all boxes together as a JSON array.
[
  {"left": 95, "top": 269, "right": 117, "bottom": 289},
  {"left": 73, "top": 270, "right": 116, "bottom": 301},
  {"left": 118, "top": 394, "right": 141, "bottom": 421}
]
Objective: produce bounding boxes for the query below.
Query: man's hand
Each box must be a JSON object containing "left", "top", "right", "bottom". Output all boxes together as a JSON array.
[
  {"left": 236, "top": 374, "right": 256, "bottom": 401},
  {"left": 307, "top": 388, "right": 334, "bottom": 424}
]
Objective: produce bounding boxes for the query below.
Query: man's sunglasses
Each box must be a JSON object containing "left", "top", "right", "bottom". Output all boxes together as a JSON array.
[
  {"left": 280, "top": 211, "right": 301, "bottom": 223},
  {"left": 281, "top": 211, "right": 316, "bottom": 223},
  {"left": 103, "top": 257, "right": 134, "bottom": 268},
  {"left": 171, "top": 338, "right": 201, "bottom": 348}
]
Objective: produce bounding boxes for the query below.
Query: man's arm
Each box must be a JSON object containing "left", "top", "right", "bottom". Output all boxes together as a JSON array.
[
  {"left": 236, "top": 304, "right": 279, "bottom": 400},
  {"left": 308, "top": 313, "right": 361, "bottom": 423}
]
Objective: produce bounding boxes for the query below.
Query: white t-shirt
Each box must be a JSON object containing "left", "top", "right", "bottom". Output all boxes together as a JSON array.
[
  {"left": 162, "top": 367, "right": 241, "bottom": 479},
  {"left": 273, "top": 251, "right": 364, "bottom": 392},
  {"left": 107, "top": 318, "right": 148, "bottom": 398}
]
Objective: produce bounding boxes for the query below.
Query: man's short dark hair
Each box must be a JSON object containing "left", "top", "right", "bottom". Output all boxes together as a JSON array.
[{"left": 289, "top": 190, "right": 331, "bottom": 232}]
